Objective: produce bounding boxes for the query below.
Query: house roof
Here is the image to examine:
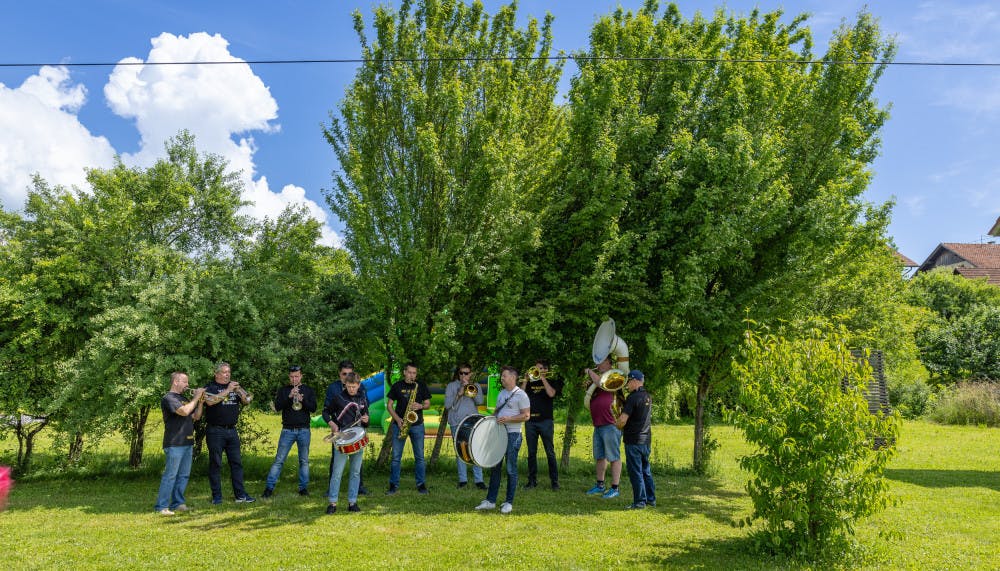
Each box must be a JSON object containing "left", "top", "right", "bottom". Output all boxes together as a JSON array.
[
  {"left": 893, "top": 250, "right": 918, "bottom": 267},
  {"left": 954, "top": 267, "right": 1000, "bottom": 286},
  {"left": 990, "top": 216, "right": 1000, "bottom": 237},
  {"left": 918, "top": 242, "right": 1000, "bottom": 273}
]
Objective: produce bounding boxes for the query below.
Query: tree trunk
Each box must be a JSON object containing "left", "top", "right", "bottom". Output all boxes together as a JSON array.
[
  {"left": 428, "top": 407, "right": 449, "bottom": 468},
  {"left": 692, "top": 374, "right": 710, "bottom": 475},
  {"left": 14, "top": 415, "right": 48, "bottom": 475},
  {"left": 127, "top": 406, "right": 151, "bottom": 468},
  {"left": 376, "top": 429, "right": 395, "bottom": 467},
  {"left": 560, "top": 376, "right": 586, "bottom": 472},
  {"left": 67, "top": 431, "right": 85, "bottom": 464}
]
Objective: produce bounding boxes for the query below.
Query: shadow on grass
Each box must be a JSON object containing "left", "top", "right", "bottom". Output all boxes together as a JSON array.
[
  {"left": 632, "top": 536, "right": 828, "bottom": 571},
  {"left": 885, "top": 468, "right": 1000, "bottom": 492},
  {"left": 8, "top": 462, "right": 746, "bottom": 532}
]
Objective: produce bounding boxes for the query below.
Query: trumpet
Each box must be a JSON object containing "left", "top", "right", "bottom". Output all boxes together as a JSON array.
[
  {"left": 463, "top": 382, "right": 479, "bottom": 398},
  {"left": 290, "top": 385, "right": 303, "bottom": 411},
  {"left": 183, "top": 389, "right": 205, "bottom": 403},
  {"left": 526, "top": 366, "right": 546, "bottom": 382},
  {"left": 203, "top": 390, "right": 227, "bottom": 405}
]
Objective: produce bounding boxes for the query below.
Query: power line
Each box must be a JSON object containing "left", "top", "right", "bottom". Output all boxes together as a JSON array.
[{"left": 2, "top": 55, "right": 1000, "bottom": 68}]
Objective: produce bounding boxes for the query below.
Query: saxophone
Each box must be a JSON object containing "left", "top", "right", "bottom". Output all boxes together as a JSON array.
[{"left": 397, "top": 382, "right": 420, "bottom": 439}]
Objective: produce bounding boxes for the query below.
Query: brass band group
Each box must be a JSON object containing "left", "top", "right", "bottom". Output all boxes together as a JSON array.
[{"left": 154, "top": 319, "right": 655, "bottom": 516}]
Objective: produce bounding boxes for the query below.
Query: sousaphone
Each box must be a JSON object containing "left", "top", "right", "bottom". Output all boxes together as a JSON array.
[{"left": 592, "top": 319, "right": 630, "bottom": 392}]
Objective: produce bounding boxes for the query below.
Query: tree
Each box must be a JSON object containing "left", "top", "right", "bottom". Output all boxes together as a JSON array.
[
  {"left": 908, "top": 269, "right": 1000, "bottom": 383},
  {"left": 324, "top": 0, "right": 564, "bottom": 379},
  {"left": 727, "top": 327, "right": 899, "bottom": 556},
  {"left": 531, "top": 2, "right": 896, "bottom": 472}
]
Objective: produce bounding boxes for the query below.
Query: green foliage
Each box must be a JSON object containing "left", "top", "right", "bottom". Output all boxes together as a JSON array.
[
  {"left": 908, "top": 268, "right": 1000, "bottom": 321},
  {"left": 324, "top": 0, "right": 564, "bottom": 377},
  {"left": 928, "top": 382, "right": 1000, "bottom": 426},
  {"left": 530, "top": 3, "right": 896, "bottom": 473},
  {"left": 727, "top": 327, "right": 899, "bottom": 557},
  {"left": 915, "top": 300, "right": 1000, "bottom": 383},
  {"left": 887, "top": 375, "right": 935, "bottom": 419}
]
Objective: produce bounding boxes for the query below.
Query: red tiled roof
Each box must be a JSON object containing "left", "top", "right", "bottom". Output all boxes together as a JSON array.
[
  {"left": 940, "top": 243, "right": 1000, "bottom": 268},
  {"left": 954, "top": 267, "right": 1000, "bottom": 286},
  {"left": 893, "top": 250, "right": 918, "bottom": 267}
]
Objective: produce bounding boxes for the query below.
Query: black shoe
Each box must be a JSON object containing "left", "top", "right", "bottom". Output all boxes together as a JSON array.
[
  {"left": 524, "top": 481, "right": 537, "bottom": 489},
  {"left": 358, "top": 485, "right": 369, "bottom": 496},
  {"left": 552, "top": 482, "right": 560, "bottom": 490},
  {"left": 458, "top": 481, "right": 468, "bottom": 488},
  {"left": 348, "top": 503, "right": 361, "bottom": 513},
  {"left": 298, "top": 488, "right": 309, "bottom": 496},
  {"left": 475, "top": 482, "right": 487, "bottom": 490},
  {"left": 325, "top": 504, "right": 337, "bottom": 515},
  {"left": 385, "top": 486, "right": 398, "bottom": 496},
  {"left": 261, "top": 488, "right": 273, "bottom": 498},
  {"left": 417, "top": 484, "right": 429, "bottom": 495}
]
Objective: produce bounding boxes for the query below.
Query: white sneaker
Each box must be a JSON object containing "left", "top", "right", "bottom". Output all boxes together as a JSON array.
[
  {"left": 475, "top": 500, "right": 496, "bottom": 510},
  {"left": 158, "top": 508, "right": 175, "bottom": 516},
  {"left": 500, "top": 502, "right": 513, "bottom": 514},
  {"left": 174, "top": 504, "right": 190, "bottom": 512}
]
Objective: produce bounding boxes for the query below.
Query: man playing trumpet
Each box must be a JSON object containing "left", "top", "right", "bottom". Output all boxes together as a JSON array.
[
  {"left": 521, "top": 359, "right": 562, "bottom": 490},
  {"left": 203, "top": 362, "right": 255, "bottom": 504},
  {"left": 444, "top": 363, "right": 485, "bottom": 489},
  {"left": 262, "top": 365, "right": 317, "bottom": 498},
  {"left": 154, "top": 372, "right": 204, "bottom": 515}
]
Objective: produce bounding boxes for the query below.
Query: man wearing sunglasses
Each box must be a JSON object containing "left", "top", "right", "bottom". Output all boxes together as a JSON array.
[{"left": 444, "top": 363, "right": 486, "bottom": 489}]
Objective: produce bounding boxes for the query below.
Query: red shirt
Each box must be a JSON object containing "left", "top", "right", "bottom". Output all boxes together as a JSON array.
[{"left": 589, "top": 389, "right": 616, "bottom": 427}]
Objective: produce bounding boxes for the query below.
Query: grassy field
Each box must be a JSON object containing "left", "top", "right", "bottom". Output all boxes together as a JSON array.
[{"left": 0, "top": 417, "right": 997, "bottom": 570}]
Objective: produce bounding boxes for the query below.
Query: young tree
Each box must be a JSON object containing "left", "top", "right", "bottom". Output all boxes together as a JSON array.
[
  {"left": 324, "top": 0, "right": 564, "bottom": 378},
  {"left": 532, "top": 3, "right": 896, "bottom": 472},
  {"left": 728, "top": 327, "right": 899, "bottom": 556}
]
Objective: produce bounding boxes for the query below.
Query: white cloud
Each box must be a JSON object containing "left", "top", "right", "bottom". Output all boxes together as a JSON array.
[
  {"left": 0, "top": 66, "right": 116, "bottom": 209},
  {"left": 104, "top": 32, "right": 340, "bottom": 246}
]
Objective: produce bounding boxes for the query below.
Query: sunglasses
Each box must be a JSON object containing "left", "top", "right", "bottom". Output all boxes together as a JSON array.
[
  {"left": 459, "top": 371, "right": 472, "bottom": 375},
  {"left": 289, "top": 366, "right": 302, "bottom": 372}
]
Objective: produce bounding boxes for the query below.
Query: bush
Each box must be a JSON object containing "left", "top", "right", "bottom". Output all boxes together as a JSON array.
[
  {"left": 888, "top": 376, "right": 934, "bottom": 419},
  {"left": 726, "top": 328, "right": 900, "bottom": 558},
  {"left": 928, "top": 381, "right": 1000, "bottom": 426}
]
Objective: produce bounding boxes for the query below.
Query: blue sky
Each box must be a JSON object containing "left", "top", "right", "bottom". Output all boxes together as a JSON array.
[{"left": 2, "top": 1, "right": 999, "bottom": 262}]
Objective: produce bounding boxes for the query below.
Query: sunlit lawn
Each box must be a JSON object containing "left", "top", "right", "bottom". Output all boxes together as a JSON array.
[{"left": 0, "top": 417, "right": 997, "bottom": 570}]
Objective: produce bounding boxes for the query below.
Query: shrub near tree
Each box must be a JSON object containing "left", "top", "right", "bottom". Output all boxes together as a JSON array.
[{"left": 727, "top": 327, "right": 900, "bottom": 557}]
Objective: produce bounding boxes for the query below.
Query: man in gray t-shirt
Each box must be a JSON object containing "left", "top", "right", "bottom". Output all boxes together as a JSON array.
[
  {"left": 475, "top": 366, "right": 530, "bottom": 515},
  {"left": 445, "top": 363, "right": 485, "bottom": 488}
]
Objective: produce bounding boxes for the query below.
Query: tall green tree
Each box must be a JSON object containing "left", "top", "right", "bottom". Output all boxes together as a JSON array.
[
  {"left": 324, "top": 0, "right": 564, "bottom": 379},
  {"left": 532, "top": 2, "right": 896, "bottom": 472}
]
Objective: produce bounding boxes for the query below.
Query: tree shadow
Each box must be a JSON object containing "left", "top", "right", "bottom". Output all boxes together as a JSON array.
[
  {"left": 885, "top": 469, "right": 1000, "bottom": 492},
  {"left": 630, "top": 536, "right": 828, "bottom": 570}
]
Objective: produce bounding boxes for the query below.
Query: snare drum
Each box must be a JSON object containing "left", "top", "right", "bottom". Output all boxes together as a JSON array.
[
  {"left": 453, "top": 414, "right": 507, "bottom": 468},
  {"left": 334, "top": 427, "right": 369, "bottom": 455}
]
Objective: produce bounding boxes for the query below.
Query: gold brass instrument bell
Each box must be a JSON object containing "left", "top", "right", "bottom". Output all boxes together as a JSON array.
[{"left": 592, "top": 318, "right": 630, "bottom": 392}]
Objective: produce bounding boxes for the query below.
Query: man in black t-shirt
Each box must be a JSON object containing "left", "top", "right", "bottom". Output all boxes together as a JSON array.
[
  {"left": 203, "top": 362, "right": 255, "bottom": 504},
  {"left": 615, "top": 370, "right": 656, "bottom": 509},
  {"left": 520, "top": 359, "right": 562, "bottom": 490},
  {"left": 154, "top": 372, "right": 204, "bottom": 515},
  {"left": 262, "top": 365, "right": 317, "bottom": 498},
  {"left": 385, "top": 362, "right": 432, "bottom": 495}
]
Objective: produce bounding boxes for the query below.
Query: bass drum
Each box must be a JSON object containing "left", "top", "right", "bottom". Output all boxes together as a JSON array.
[{"left": 453, "top": 414, "right": 508, "bottom": 468}]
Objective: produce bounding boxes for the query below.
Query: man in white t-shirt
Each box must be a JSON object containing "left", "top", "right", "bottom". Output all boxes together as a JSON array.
[{"left": 475, "top": 366, "right": 530, "bottom": 514}]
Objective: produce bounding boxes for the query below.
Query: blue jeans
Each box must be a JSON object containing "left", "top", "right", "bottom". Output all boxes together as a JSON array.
[
  {"left": 390, "top": 423, "right": 426, "bottom": 487},
  {"left": 265, "top": 427, "right": 311, "bottom": 491},
  {"left": 624, "top": 443, "right": 656, "bottom": 505},
  {"left": 328, "top": 449, "right": 363, "bottom": 504},
  {"left": 525, "top": 418, "right": 558, "bottom": 485},
  {"left": 487, "top": 431, "right": 522, "bottom": 505},
  {"left": 154, "top": 445, "right": 193, "bottom": 511},
  {"left": 206, "top": 426, "right": 247, "bottom": 500}
]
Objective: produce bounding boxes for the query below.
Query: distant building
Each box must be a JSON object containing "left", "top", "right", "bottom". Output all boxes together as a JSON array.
[{"left": 917, "top": 242, "right": 1000, "bottom": 286}]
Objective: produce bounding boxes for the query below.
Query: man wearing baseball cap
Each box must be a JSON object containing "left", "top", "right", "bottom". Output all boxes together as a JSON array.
[{"left": 616, "top": 370, "right": 656, "bottom": 509}]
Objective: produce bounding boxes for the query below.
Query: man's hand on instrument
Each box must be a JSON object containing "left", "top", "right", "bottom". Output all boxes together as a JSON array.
[
  {"left": 407, "top": 401, "right": 421, "bottom": 412},
  {"left": 328, "top": 421, "right": 339, "bottom": 432}
]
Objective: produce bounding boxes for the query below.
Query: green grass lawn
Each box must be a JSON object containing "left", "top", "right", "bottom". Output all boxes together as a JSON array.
[{"left": 1, "top": 417, "right": 997, "bottom": 570}]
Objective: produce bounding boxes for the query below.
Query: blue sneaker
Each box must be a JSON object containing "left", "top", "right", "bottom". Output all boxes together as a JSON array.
[
  {"left": 602, "top": 487, "right": 620, "bottom": 499},
  {"left": 585, "top": 484, "right": 605, "bottom": 495},
  {"left": 211, "top": 497, "right": 223, "bottom": 505}
]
